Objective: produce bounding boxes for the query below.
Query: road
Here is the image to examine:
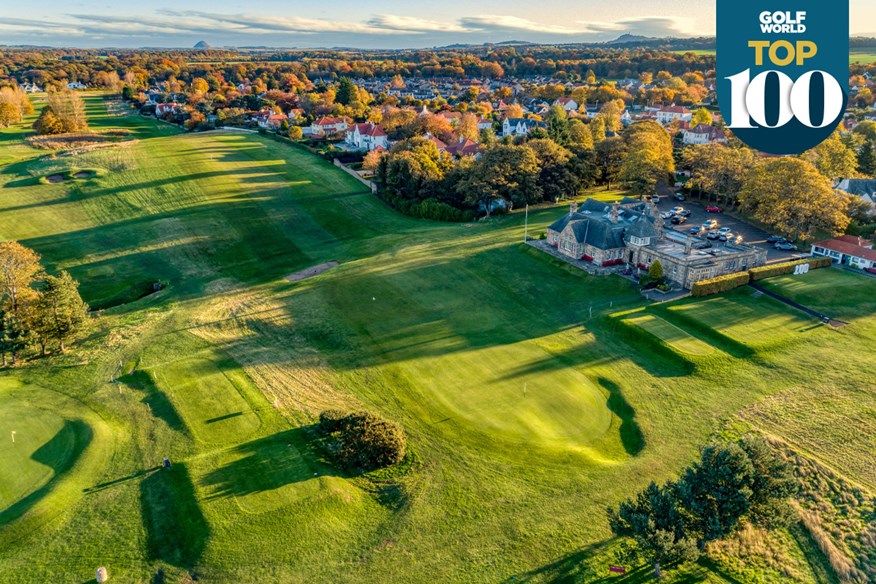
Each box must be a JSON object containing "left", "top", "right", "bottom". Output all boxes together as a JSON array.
[{"left": 654, "top": 195, "right": 802, "bottom": 264}]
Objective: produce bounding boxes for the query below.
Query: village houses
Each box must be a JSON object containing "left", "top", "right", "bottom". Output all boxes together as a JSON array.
[{"left": 345, "top": 122, "right": 389, "bottom": 151}]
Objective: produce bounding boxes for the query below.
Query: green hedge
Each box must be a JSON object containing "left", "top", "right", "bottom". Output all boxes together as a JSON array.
[
  {"left": 691, "top": 272, "right": 751, "bottom": 297},
  {"left": 376, "top": 191, "right": 474, "bottom": 222},
  {"left": 748, "top": 257, "right": 832, "bottom": 281}
]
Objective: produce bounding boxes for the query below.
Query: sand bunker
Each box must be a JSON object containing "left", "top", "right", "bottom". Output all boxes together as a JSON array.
[
  {"left": 45, "top": 174, "right": 67, "bottom": 183},
  {"left": 284, "top": 261, "right": 339, "bottom": 282}
]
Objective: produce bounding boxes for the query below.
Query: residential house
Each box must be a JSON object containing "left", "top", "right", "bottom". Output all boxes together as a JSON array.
[
  {"left": 656, "top": 105, "right": 692, "bottom": 125},
  {"left": 66, "top": 81, "right": 87, "bottom": 90},
  {"left": 811, "top": 235, "right": 876, "bottom": 270},
  {"left": 476, "top": 117, "right": 493, "bottom": 131},
  {"left": 444, "top": 138, "right": 483, "bottom": 158},
  {"left": 345, "top": 122, "right": 389, "bottom": 151},
  {"left": 309, "top": 116, "right": 350, "bottom": 137},
  {"left": 545, "top": 198, "right": 766, "bottom": 288},
  {"left": 502, "top": 117, "right": 547, "bottom": 137},
  {"left": 19, "top": 82, "right": 42, "bottom": 93},
  {"left": 255, "top": 111, "right": 288, "bottom": 130},
  {"left": 552, "top": 97, "right": 579, "bottom": 113},
  {"left": 682, "top": 124, "right": 729, "bottom": 145},
  {"left": 155, "top": 102, "right": 180, "bottom": 116},
  {"left": 835, "top": 178, "right": 876, "bottom": 216}
]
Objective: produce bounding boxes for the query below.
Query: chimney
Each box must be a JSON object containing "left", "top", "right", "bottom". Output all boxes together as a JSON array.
[
  {"left": 685, "top": 237, "right": 693, "bottom": 255},
  {"left": 610, "top": 201, "right": 620, "bottom": 224},
  {"left": 570, "top": 202, "right": 578, "bottom": 215}
]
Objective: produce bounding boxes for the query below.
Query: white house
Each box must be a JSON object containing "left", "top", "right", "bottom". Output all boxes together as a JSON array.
[
  {"left": 254, "top": 110, "right": 288, "bottom": 130},
  {"left": 67, "top": 81, "right": 87, "bottom": 90},
  {"left": 19, "top": 82, "right": 42, "bottom": 93},
  {"left": 811, "top": 235, "right": 876, "bottom": 270},
  {"left": 682, "top": 124, "right": 728, "bottom": 145},
  {"left": 552, "top": 97, "right": 579, "bottom": 113},
  {"left": 502, "top": 117, "right": 547, "bottom": 137},
  {"left": 476, "top": 117, "right": 493, "bottom": 131},
  {"left": 155, "top": 102, "right": 180, "bottom": 116},
  {"left": 309, "top": 116, "right": 350, "bottom": 137},
  {"left": 345, "top": 122, "right": 389, "bottom": 151},
  {"left": 656, "top": 105, "right": 692, "bottom": 125}
]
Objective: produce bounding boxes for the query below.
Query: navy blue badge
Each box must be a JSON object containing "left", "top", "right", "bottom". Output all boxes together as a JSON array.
[{"left": 717, "top": 0, "right": 849, "bottom": 154}]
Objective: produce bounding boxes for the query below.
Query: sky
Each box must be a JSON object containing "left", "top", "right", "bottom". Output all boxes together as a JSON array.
[{"left": 0, "top": 0, "right": 874, "bottom": 49}]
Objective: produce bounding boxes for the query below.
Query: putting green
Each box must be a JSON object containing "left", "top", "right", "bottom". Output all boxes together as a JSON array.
[
  {"left": 625, "top": 313, "right": 715, "bottom": 356},
  {"left": 158, "top": 358, "right": 262, "bottom": 444},
  {"left": 0, "top": 389, "right": 77, "bottom": 512}
]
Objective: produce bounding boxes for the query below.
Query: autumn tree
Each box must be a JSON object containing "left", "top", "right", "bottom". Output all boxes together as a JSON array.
[
  {"left": 33, "top": 106, "right": 64, "bottom": 135},
  {"left": 456, "top": 112, "right": 480, "bottom": 142},
  {"left": 739, "top": 158, "right": 850, "bottom": 240},
  {"left": 691, "top": 107, "right": 712, "bottom": 127},
  {"left": 802, "top": 134, "right": 858, "bottom": 180},
  {"left": 46, "top": 90, "right": 88, "bottom": 133},
  {"left": 0, "top": 241, "right": 42, "bottom": 318},
  {"left": 620, "top": 121, "right": 675, "bottom": 195},
  {"left": 683, "top": 144, "right": 757, "bottom": 206},
  {"left": 568, "top": 119, "right": 594, "bottom": 150},
  {"left": 455, "top": 144, "right": 541, "bottom": 215},
  {"left": 504, "top": 103, "right": 524, "bottom": 119}
]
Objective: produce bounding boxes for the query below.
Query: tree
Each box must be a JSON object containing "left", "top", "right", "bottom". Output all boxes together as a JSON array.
[
  {"left": 691, "top": 108, "right": 712, "bottom": 127},
  {"left": 0, "top": 102, "right": 19, "bottom": 127},
  {"left": 46, "top": 90, "right": 88, "bottom": 133},
  {"left": 336, "top": 77, "right": 359, "bottom": 107},
  {"left": 853, "top": 120, "right": 876, "bottom": 143},
  {"left": 318, "top": 410, "right": 407, "bottom": 471},
  {"left": 598, "top": 99, "right": 625, "bottom": 132},
  {"left": 33, "top": 106, "right": 64, "bottom": 135},
  {"left": 456, "top": 144, "right": 541, "bottom": 215},
  {"left": 683, "top": 144, "right": 757, "bottom": 206},
  {"left": 608, "top": 481, "right": 700, "bottom": 578},
  {"left": 568, "top": 120, "right": 594, "bottom": 150},
  {"left": 362, "top": 148, "right": 384, "bottom": 171},
  {"left": 288, "top": 126, "right": 303, "bottom": 140},
  {"left": 595, "top": 136, "right": 626, "bottom": 188},
  {"left": 648, "top": 260, "right": 664, "bottom": 283},
  {"left": 738, "top": 436, "right": 797, "bottom": 529},
  {"left": 677, "top": 443, "right": 755, "bottom": 545},
  {"left": 34, "top": 271, "right": 90, "bottom": 353},
  {"left": 621, "top": 121, "right": 675, "bottom": 195},
  {"left": 0, "top": 242, "right": 42, "bottom": 318},
  {"left": 739, "top": 158, "right": 851, "bottom": 240},
  {"left": 802, "top": 134, "right": 858, "bottom": 180},
  {"left": 546, "top": 105, "right": 571, "bottom": 145},
  {"left": 590, "top": 116, "right": 607, "bottom": 143},
  {"left": 525, "top": 138, "right": 576, "bottom": 201},
  {"left": 456, "top": 112, "right": 480, "bottom": 142},
  {"left": 857, "top": 140, "right": 876, "bottom": 175}
]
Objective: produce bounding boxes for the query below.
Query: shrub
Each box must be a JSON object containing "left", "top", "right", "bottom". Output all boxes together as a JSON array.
[
  {"left": 648, "top": 260, "right": 664, "bottom": 282},
  {"left": 691, "top": 271, "right": 750, "bottom": 297},
  {"left": 317, "top": 410, "right": 407, "bottom": 471},
  {"left": 748, "top": 257, "right": 832, "bottom": 281},
  {"left": 317, "top": 409, "right": 348, "bottom": 434}
]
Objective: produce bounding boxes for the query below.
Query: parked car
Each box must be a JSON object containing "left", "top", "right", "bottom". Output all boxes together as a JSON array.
[
  {"left": 671, "top": 215, "right": 688, "bottom": 225},
  {"left": 865, "top": 267, "right": 876, "bottom": 275},
  {"left": 670, "top": 206, "right": 685, "bottom": 215},
  {"left": 774, "top": 241, "right": 797, "bottom": 251},
  {"left": 678, "top": 210, "right": 692, "bottom": 218},
  {"left": 707, "top": 231, "right": 720, "bottom": 240},
  {"left": 649, "top": 195, "right": 661, "bottom": 203},
  {"left": 687, "top": 226, "right": 702, "bottom": 235},
  {"left": 717, "top": 227, "right": 733, "bottom": 235},
  {"left": 719, "top": 232, "right": 733, "bottom": 242},
  {"left": 674, "top": 192, "right": 686, "bottom": 201},
  {"left": 702, "top": 219, "right": 718, "bottom": 229},
  {"left": 705, "top": 205, "right": 723, "bottom": 213},
  {"left": 661, "top": 211, "right": 676, "bottom": 220},
  {"left": 766, "top": 235, "right": 786, "bottom": 243}
]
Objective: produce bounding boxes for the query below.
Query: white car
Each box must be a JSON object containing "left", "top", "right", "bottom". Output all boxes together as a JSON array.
[
  {"left": 661, "top": 211, "right": 675, "bottom": 220},
  {"left": 670, "top": 206, "right": 685, "bottom": 215},
  {"left": 702, "top": 219, "right": 718, "bottom": 230},
  {"left": 717, "top": 226, "right": 733, "bottom": 235}
]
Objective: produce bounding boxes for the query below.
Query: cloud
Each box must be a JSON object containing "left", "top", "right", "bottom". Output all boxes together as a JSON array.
[{"left": 0, "top": 11, "right": 701, "bottom": 47}]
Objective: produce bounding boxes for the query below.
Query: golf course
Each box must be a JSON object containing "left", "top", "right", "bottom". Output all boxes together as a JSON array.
[{"left": 1, "top": 94, "right": 875, "bottom": 582}]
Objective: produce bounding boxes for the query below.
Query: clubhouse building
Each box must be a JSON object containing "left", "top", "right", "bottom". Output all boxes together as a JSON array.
[{"left": 546, "top": 198, "right": 767, "bottom": 289}]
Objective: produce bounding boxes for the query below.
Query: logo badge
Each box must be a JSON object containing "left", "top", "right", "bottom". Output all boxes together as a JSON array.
[{"left": 717, "top": 0, "right": 849, "bottom": 155}]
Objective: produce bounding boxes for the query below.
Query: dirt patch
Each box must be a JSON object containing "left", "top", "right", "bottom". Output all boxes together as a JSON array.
[
  {"left": 284, "top": 261, "right": 339, "bottom": 282},
  {"left": 45, "top": 173, "right": 67, "bottom": 183}
]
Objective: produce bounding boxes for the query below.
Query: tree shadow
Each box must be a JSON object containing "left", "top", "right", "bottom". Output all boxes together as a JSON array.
[
  {"left": 198, "top": 427, "right": 330, "bottom": 500},
  {"left": 597, "top": 377, "right": 644, "bottom": 456},
  {"left": 120, "top": 370, "right": 187, "bottom": 433},
  {"left": 0, "top": 419, "right": 92, "bottom": 526},
  {"left": 139, "top": 463, "right": 209, "bottom": 570}
]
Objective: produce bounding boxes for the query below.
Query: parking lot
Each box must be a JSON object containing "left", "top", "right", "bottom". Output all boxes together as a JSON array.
[{"left": 654, "top": 195, "right": 802, "bottom": 264}]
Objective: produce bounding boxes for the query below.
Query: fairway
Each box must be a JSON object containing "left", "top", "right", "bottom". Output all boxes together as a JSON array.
[
  {"left": 2, "top": 94, "right": 876, "bottom": 583},
  {"left": 624, "top": 313, "right": 715, "bottom": 356}
]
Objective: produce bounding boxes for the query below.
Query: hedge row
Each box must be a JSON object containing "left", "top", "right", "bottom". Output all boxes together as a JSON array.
[
  {"left": 691, "top": 272, "right": 751, "bottom": 297},
  {"left": 377, "top": 191, "right": 474, "bottom": 222},
  {"left": 748, "top": 256, "right": 832, "bottom": 281}
]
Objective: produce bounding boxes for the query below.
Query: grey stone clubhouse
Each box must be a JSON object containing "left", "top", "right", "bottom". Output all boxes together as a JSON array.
[{"left": 545, "top": 198, "right": 767, "bottom": 288}]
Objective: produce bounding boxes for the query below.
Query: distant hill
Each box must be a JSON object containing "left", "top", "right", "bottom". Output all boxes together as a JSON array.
[
  {"left": 193, "top": 41, "right": 212, "bottom": 50},
  {"left": 606, "top": 34, "right": 656, "bottom": 45}
]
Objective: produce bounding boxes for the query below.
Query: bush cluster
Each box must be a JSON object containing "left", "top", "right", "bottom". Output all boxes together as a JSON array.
[
  {"left": 377, "top": 191, "right": 474, "bottom": 222},
  {"left": 317, "top": 410, "right": 407, "bottom": 471},
  {"left": 748, "top": 257, "right": 832, "bottom": 281},
  {"left": 690, "top": 271, "right": 750, "bottom": 297}
]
